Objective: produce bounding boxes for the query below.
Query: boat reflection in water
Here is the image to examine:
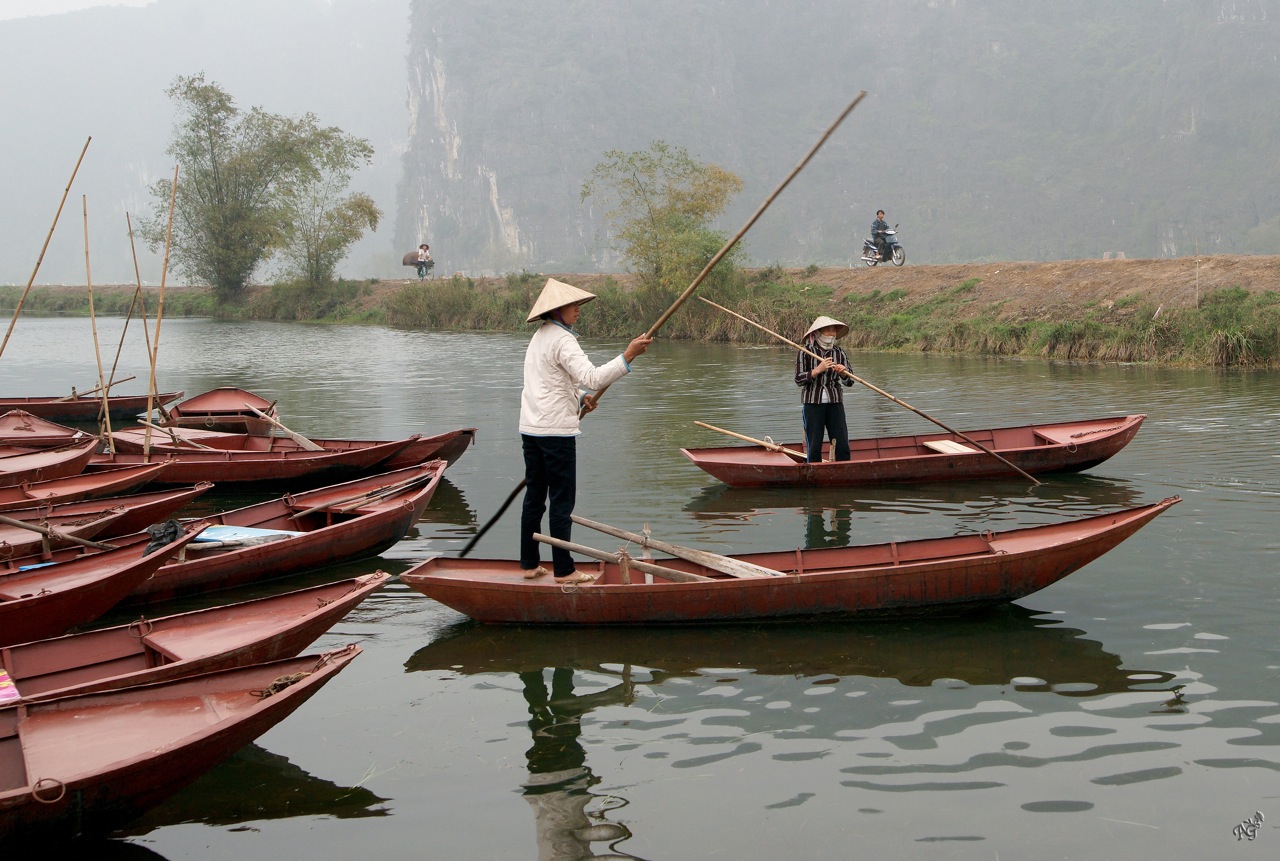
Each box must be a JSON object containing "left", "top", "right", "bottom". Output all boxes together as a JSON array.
[
  {"left": 406, "top": 607, "right": 1176, "bottom": 858},
  {"left": 119, "top": 744, "right": 389, "bottom": 834},
  {"left": 685, "top": 472, "right": 1150, "bottom": 548}
]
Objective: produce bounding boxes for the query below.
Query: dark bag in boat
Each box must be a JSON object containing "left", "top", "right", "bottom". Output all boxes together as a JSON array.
[{"left": 143, "top": 519, "right": 184, "bottom": 556}]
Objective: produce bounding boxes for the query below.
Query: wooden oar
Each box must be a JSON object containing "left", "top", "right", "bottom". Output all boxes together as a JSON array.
[
  {"left": 55, "top": 375, "right": 136, "bottom": 402},
  {"left": 0, "top": 512, "right": 117, "bottom": 551},
  {"left": 698, "top": 297, "right": 1043, "bottom": 487},
  {"left": 533, "top": 533, "right": 712, "bottom": 582},
  {"left": 693, "top": 421, "right": 807, "bottom": 462},
  {"left": 571, "top": 515, "right": 783, "bottom": 578},
  {"left": 133, "top": 419, "right": 216, "bottom": 450},
  {"left": 245, "top": 404, "right": 324, "bottom": 451},
  {"left": 581, "top": 91, "right": 868, "bottom": 417}
]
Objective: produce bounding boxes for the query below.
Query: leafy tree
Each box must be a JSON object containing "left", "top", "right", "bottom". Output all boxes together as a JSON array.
[
  {"left": 142, "top": 73, "right": 378, "bottom": 302},
  {"left": 581, "top": 141, "right": 743, "bottom": 291},
  {"left": 277, "top": 151, "right": 381, "bottom": 289}
]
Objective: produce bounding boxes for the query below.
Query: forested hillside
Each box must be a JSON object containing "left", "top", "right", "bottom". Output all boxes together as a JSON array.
[{"left": 397, "top": 0, "right": 1280, "bottom": 274}]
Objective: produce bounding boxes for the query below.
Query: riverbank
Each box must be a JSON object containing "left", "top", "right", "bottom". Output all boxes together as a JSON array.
[{"left": 6, "top": 255, "right": 1279, "bottom": 366}]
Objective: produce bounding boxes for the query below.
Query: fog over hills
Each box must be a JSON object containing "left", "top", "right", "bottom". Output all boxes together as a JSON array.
[{"left": 3, "top": 0, "right": 1279, "bottom": 287}]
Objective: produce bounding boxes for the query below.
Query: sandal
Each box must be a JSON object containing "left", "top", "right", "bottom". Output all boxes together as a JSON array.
[
  {"left": 557, "top": 571, "right": 597, "bottom": 584},
  {"left": 523, "top": 566, "right": 550, "bottom": 579}
]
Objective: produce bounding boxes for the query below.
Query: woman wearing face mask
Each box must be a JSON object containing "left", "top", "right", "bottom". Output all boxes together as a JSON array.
[{"left": 794, "top": 315, "right": 854, "bottom": 463}]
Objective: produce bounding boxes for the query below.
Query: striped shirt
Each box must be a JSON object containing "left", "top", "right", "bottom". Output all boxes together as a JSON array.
[{"left": 794, "top": 342, "right": 854, "bottom": 404}]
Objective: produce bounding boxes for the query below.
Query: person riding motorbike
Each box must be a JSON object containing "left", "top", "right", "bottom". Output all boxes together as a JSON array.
[{"left": 871, "top": 210, "right": 890, "bottom": 262}]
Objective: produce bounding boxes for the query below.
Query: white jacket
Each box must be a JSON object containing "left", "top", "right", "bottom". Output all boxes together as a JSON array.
[{"left": 519, "top": 322, "right": 630, "bottom": 436}]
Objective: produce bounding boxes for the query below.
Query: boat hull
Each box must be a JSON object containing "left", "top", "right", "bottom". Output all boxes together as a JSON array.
[
  {"left": 0, "top": 647, "right": 358, "bottom": 842},
  {"left": 681, "top": 414, "right": 1145, "bottom": 487},
  {"left": 0, "top": 392, "right": 182, "bottom": 423},
  {"left": 0, "top": 463, "right": 172, "bottom": 512},
  {"left": 402, "top": 498, "right": 1179, "bottom": 625}
]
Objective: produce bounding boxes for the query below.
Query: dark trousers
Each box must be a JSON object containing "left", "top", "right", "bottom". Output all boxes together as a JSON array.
[
  {"left": 521, "top": 434, "right": 577, "bottom": 576},
  {"left": 802, "top": 403, "right": 850, "bottom": 463}
]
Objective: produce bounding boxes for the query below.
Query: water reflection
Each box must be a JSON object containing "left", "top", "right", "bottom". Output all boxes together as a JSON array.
[
  {"left": 519, "top": 669, "right": 642, "bottom": 860},
  {"left": 120, "top": 744, "right": 389, "bottom": 834},
  {"left": 407, "top": 604, "right": 1175, "bottom": 706}
]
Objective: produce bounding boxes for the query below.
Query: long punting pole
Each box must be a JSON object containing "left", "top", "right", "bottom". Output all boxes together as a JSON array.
[
  {"left": 582, "top": 91, "right": 867, "bottom": 415},
  {"left": 0, "top": 137, "right": 92, "bottom": 360},
  {"left": 698, "top": 296, "right": 1043, "bottom": 487},
  {"left": 107, "top": 213, "right": 156, "bottom": 398},
  {"left": 144, "top": 164, "right": 179, "bottom": 458},
  {"left": 81, "top": 196, "right": 115, "bottom": 448}
]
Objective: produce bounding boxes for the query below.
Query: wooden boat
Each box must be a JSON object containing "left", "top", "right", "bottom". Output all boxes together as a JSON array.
[
  {"left": 0, "top": 410, "right": 95, "bottom": 447},
  {"left": 0, "top": 526, "right": 205, "bottom": 647},
  {"left": 0, "top": 462, "right": 173, "bottom": 512},
  {"left": 85, "top": 435, "right": 420, "bottom": 488},
  {"left": 0, "top": 390, "right": 182, "bottom": 423},
  {"left": 0, "top": 438, "right": 98, "bottom": 488},
  {"left": 2, "top": 573, "right": 387, "bottom": 702},
  {"left": 0, "top": 646, "right": 359, "bottom": 842},
  {"left": 681, "top": 414, "right": 1146, "bottom": 487},
  {"left": 1, "top": 483, "right": 211, "bottom": 539},
  {"left": 124, "top": 461, "right": 445, "bottom": 604},
  {"left": 111, "top": 424, "right": 478, "bottom": 470},
  {"left": 159, "top": 386, "right": 279, "bottom": 434},
  {"left": 401, "top": 498, "right": 1180, "bottom": 625},
  {"left": 150, "top": 386, "right": 477, "bottom": 467}
]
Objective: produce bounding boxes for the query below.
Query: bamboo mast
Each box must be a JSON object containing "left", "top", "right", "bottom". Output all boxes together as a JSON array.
[
  {"left": 82, "top": 196, "right": 115, "bottom": 449},
  {"left": 144, "top": 165, "right": 179, "bottom": 458},
  {"left": 0, "top": 137, "right": 92, "bottom": 361}
]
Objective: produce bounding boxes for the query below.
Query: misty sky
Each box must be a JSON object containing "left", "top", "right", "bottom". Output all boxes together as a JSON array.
[{"left": 0, "top": 1, "right": 153, "bottom": 20}]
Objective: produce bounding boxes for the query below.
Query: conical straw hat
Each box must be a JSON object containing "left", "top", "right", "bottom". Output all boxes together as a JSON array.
[
  {"left": 526, "top": 278, "right": 597, "bottom": 323},
  {"left": 804, "top": 315, "right": 850, "bottom": 340}
]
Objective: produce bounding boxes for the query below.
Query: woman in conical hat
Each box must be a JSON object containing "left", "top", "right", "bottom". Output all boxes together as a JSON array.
[
  {"left": 794, "top": 315, "right": 855, "bottom": 463},
  {"left": 518, "top": 278, "right": 653, "bottom": 583}
]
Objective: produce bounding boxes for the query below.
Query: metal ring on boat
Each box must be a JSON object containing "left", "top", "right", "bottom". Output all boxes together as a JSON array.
[
  {"left": 32, "top": 778, "right": 66, "bottom": 803},
  {"left": 128, "top": 617, "right": 154, "bottom": 638}
]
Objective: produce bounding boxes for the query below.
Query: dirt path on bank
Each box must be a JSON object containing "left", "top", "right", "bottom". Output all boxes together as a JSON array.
[{"left": 377, "top": 255, "right": 1279, "bottom": 322}]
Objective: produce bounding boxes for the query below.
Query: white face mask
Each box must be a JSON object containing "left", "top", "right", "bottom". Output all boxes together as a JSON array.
[{"left": 816, "top": 334, "right": 837, "bottom": 349}]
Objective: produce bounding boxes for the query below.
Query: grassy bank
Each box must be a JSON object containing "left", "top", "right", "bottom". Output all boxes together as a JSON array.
[{"left": 7, "top": 262, "right": 1279, "bottom": 367}]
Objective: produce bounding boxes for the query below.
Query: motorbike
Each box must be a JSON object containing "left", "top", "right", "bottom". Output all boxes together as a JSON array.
[{"left": 861, "top": 225, "right": 905, "bottom": 267}]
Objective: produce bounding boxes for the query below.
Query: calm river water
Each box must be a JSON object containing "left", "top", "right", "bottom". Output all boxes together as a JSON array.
[{"left": 3, "top": 316, "right": 1278, "bottom": 859}]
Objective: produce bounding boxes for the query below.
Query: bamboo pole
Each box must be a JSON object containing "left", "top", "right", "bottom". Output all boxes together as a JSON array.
[
  {"left": 0, "top": 137, "right": 92, "bottom": 361},
  {"left": 82, "top": 196, "right": 115, "bottom": 450},
  {"left": 693, "top": 420, "right": 807, "bottom": 461},
  {"left": 144, "top": 165, "right": 179, "bottom": 459},
  {"left": 0, "top": 512, "right": 116, "bottom": 552},
  {"left": 107, "top": 212, "right": 156, "bottom": 405},
  {"left": 571, "top": 515, "right": 782, "bottom": 578},
  {"left": 582, "top": 92, "right": 867, "bottom": 415},
  {"left": 698, "top": 297, "right": 1043, "bottom": 486}
]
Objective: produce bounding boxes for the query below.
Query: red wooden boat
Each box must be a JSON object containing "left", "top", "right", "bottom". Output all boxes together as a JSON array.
[
  {"left": 124, "top": 461, "right": 445, "bottom": 604},
  {"left": 401, "top": 498, "right": 1180, "bottom": 625},
  {"left": 681, "top": 414, "right": 1146, "bottom": 487},
  {"left": 0, "top": 410, "right": 95, "bottom": 447},
  {"left": 85, "top": 435, "right": 419, "bottom": 488},
  {"left": 159, "top": 386, "right": 279, "bottom": 434},
  {"left": 0, "top": 646, "right": 359, "bottom": 842},
  {"left": 1, "top": 483, "right": 211, "bottom": 539},
  {"left": 111, "top": 424, "right": 477, "bottom": 469},
  {"left": 0, "top": 462, "right": 172, "bottom": 512},
  {"left": 0, "top": 526, "right": 205, "bottom": 647},
  {"left": 0, "top": 390, "right": 182, "bottom": 423},
  {"left": 2, "top": 573, "right": 387, "bottom": 702},
  {"left": 0, "top": 438, "right": 97, "bottom": 488}
]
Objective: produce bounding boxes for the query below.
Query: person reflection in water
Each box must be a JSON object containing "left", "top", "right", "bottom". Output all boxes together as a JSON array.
[
  {"left": 519, "top": 668, "right": 635, "bottom": 860},
  {"left": 805, "top": 507, "right": 852, "bottom": 549}
]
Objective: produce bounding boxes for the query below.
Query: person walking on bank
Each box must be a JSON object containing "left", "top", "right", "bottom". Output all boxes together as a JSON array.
[
  {"left": 795, "top": 315, "right": 855, "bottom": 463},
  {"left": 415, "top": 244, "right": 433, "bottom": 280},
  {"left": 519, "top": 278, "right": 653, "bottom": 584}
]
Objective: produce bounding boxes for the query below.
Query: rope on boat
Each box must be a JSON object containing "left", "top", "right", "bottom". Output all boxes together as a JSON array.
[
  {"left": 128, "top": 617, "right": 154, "bottom": 638},
  {"left": 252, "top": 672, "right": 311, "bottom": 699},
  {"left": 1069, "top": 424, "right": 1123, "bottom": 439}
]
